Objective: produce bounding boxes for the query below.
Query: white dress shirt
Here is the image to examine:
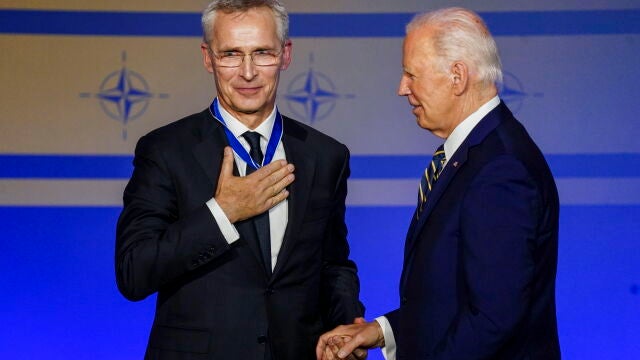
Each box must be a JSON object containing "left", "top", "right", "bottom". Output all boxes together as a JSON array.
[
  {"left": 375, "top": 96, "right": 500, "bottom": 360},
  {"left": 205, "top": 101, "right": 288, "bottom": 271}
]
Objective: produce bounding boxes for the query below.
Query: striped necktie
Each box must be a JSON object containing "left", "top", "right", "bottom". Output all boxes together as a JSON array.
[{"left": 417, "top": 144, "right": 446, "bottom": 219}]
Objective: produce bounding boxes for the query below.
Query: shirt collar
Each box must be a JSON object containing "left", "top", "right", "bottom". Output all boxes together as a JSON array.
[
  {"left": 443, "top": 95, "right": 500, "bottom": 163},
  {"left": 216, "top": 99, "right": 277, "bottom": 142}
]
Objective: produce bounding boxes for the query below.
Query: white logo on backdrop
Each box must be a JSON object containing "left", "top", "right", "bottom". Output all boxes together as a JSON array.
[
  {"left": 80, "top": 51, "right": 169, "bottom": 139},
  {"left": 497, "top": 71, "right": 543, "bottom": 114},
  {"left": 284, "top": 53, "right": 354, "bottom": 123}
]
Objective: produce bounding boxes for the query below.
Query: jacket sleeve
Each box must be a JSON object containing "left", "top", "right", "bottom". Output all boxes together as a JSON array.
[
  {"left": 115, "top": 134, "right": 231, "bottom": 301},
  {"left": 320, "top": 146, "right": 365, "bottom": 329}
]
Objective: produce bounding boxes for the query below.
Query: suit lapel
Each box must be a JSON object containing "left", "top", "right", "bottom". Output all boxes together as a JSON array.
[
  {"left": 193, "top": 114, "right": 227, "bottom": 186},
  {"left": 192, "top": 110, "right": 268, "bottom": 278},
  {"left": 406, "top": 148, "right": 467, "bottom": 251},
  {"left": 271, "top": 118, "right": 316, "bottom": 280}
]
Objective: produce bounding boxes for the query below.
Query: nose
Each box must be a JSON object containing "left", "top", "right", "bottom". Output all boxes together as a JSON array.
[
  {"left": 239, "top": 54, "right": 257, "bottom": 81},
  {"left": 397, "top": 74, "right": 410, "bottom": 96}
]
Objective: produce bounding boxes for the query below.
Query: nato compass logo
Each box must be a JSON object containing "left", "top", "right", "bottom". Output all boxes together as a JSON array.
[
  {"left": 80, "top": 51, "right": 169, "bottom": 139},
  {"left": 284, "top": 53, "right": 354, "bottom": 124},
  {"left": 497, "top": 71, "right": 543, "bottom": 114}
]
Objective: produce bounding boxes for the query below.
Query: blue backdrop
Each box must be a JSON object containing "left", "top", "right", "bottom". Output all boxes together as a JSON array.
[{"left": 1, "top": 2, "right": 639, "bottom": 359}]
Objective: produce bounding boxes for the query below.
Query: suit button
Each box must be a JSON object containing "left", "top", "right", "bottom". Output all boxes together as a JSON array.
[
  {"left": 257, "top": 335, "right": 267, "bottom": 344},
  {"left": 401, "top": 297, "right": 407, "bottom": 305},
  {"left": 266, "top": 288, "right": 275, "bottom": 295}
]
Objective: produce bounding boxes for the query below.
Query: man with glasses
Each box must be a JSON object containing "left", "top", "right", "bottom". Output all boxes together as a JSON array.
[{"left": 115, "top": 1, "right": 364, "bottom": 359}]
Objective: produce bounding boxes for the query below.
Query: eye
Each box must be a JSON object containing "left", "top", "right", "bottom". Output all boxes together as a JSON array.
[{"left": 221, "top": 51, "right": 241, "bottom": 58}]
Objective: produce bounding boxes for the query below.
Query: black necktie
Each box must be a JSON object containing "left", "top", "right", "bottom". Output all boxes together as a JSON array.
[{"left": 242, "top": 131, "right": 272, "bottom": 274}]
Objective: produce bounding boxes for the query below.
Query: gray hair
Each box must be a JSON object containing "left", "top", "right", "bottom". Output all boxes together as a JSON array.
[
  {"left": 407, "top": 7, "right": 502, "bottom": 85},
  {"left": 201, "top": 0, "right": 289, "bottom": 45}
]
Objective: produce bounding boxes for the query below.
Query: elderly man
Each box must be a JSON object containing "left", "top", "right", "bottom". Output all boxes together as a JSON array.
[
  {"left": 317, "top": 7, "right": 560, "bottom": 360},
  {"left": 115, "top": 1, "right": 364, "bottom": 359}
]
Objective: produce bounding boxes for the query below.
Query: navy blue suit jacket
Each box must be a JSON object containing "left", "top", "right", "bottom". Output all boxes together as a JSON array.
[{"left": 386, "top": 102, "right": 560, "bottom": 359}]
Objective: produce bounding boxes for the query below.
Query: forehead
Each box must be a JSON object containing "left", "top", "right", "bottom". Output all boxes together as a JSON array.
[
  {"left": 404, "top": 26, "right": 437, "bottom": 55},
  {"left": 403, "top": 26, "right": 438, "bottom": 68},
  {"left": 211, "top": 7, "right": 279, "bottom": 48}
]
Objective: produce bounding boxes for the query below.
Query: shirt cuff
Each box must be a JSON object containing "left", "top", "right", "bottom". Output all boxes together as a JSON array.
[
  {"left": 206, "top": 198, "right": 240, "bottom": 244},
  {"left": 375, "top": 316, "right": 397, "bottom": 360}
]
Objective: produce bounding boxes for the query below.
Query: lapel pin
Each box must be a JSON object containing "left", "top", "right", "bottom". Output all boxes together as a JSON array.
[{"left": 453, "top": 161, "right": 459, "bottom": 167}]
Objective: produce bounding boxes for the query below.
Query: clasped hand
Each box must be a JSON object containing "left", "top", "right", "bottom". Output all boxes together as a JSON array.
[
  {"left": 215, "top": 146, "right": 295, "bottom": 223},
  {"left": 316, "top": 318, "right": 385, "bottom": 360}
]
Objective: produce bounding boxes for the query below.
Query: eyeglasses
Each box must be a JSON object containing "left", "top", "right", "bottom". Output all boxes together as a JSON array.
[{"left": 208, "top": 48, "right": 283, "bottom": 67}]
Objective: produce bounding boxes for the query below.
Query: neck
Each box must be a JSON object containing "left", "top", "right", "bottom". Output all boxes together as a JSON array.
[
  {"left": 237, "top": 114, "right": 267, "bottom": 130},
  {"left": 446, "top": 85, "right": 498, "bottom": 137},
  {"left": 217, "top": 100, "right": 274, "bottom": 130}
]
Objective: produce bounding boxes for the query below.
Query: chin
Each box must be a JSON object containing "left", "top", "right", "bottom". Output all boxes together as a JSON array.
[
  {"left": 417, "top": 119, "right": 434, "bottom": 132},
  {"left": 233, "top": 107, "right": 261, "bottom": 115},
  {"left": 231, "top": 101, "right": 263, "bottom": 114}
]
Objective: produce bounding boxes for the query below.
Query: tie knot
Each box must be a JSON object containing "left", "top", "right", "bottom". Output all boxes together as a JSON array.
[
  {"left": 242, "top": 131, "right": 262, "bottom": 151},
  {"left": 433, "top": 144, "right": 446, "bottom": 166},
  {"left": 242, "top": 131, "right": 264, "bottom": 169}
]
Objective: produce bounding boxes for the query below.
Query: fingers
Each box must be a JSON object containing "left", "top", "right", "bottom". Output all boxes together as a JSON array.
[
  {"left": 320, "top": 335, "right": 352, "bottom": 360},
  {"left": 331, "top": 337, "right": 359, "bottom": 360},
  {"left": 252, "top": 160, "right": 295, "bottom": 185},
  {"left": 323, "top": 339, "right": 341, "bottom": 360},
  {"left": 328, "top": 336, "right": 366, "bottom": 360},
  {"left": 267, "top": 188, "right": 290, "bottom": 209},
  {"left": 317, "top": 328, "right": 344, "bottom": 360},
  {"left": 219, "top": 147, "right": 235, "bottom": 179},
  {"left": 352, "top": 347, "right": 368, "bottom": 360},
  {"left": 334, "top": 336, "right": 360, "bottom": 359},
  {"left": 249, "top": 161, "right": 295, "bottom": 210},
  {"left": 267, "top": 168, "right": 294, "bottom": 198},
  {"left": 316, "top": 333, "right": 331, "bottom": 359}
]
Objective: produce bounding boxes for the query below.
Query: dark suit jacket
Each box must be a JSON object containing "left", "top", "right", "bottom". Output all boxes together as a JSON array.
[
  {"left": 386, "top": 102, "right": 560, "bottom": 359},
  {"left": 115, "top": 109, "right": 363, "bottom": 359}
]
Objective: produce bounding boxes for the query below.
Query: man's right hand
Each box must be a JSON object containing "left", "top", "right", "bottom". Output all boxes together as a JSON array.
[
  {"left": 316, "top": 319, "right": 384, "bottom": 360},
  {"left": 215, "top": 146, "right": 295, "bottom": 223}
]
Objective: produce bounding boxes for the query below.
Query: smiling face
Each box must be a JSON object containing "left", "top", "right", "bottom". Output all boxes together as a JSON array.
[
  {"left": 201, "top": 6, "right": 291, "bottom": 128},
  {"left": 397, "top": 26, "right": 458, "bottom": 139}
]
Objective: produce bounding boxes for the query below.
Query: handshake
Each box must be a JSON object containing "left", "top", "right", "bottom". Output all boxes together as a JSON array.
[{"left": 315, "top": 317, "right": 386, "bottom": 360}]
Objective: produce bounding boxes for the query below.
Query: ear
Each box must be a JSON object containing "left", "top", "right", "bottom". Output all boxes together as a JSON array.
[
  {"left": 280, "top": 39, "right": 293, "bottom": 70},
  {"left": 201, "top": 43, "right": 214, "bottom": 74},
  {"left": 450, "top": 61, "right": 468, "bottom": 96}
]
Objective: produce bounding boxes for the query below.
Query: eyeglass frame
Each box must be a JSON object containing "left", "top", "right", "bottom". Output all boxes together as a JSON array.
[{"left": 205, "top": 46, "right": 284, "bottom": 68}]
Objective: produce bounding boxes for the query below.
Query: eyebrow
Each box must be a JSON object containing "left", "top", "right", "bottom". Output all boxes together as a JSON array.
[{"left": 216, "top": 45, "right": 277, "bottom": 53}]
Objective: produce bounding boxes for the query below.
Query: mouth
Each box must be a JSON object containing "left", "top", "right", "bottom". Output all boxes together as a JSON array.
[
  {"left": 407, "top": 98, "right": 419, "bottom": 108},
  {"left": 235, "top": 86, "right": 261, "bottom": 96}
]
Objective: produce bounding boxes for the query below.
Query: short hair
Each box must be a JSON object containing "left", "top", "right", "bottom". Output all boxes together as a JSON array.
[
  {"left": 406, "top": 7, "right": 503, "bottom": 85},
  {"left": 201, "top": 0, "right": 289, "bottom": 45}
]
